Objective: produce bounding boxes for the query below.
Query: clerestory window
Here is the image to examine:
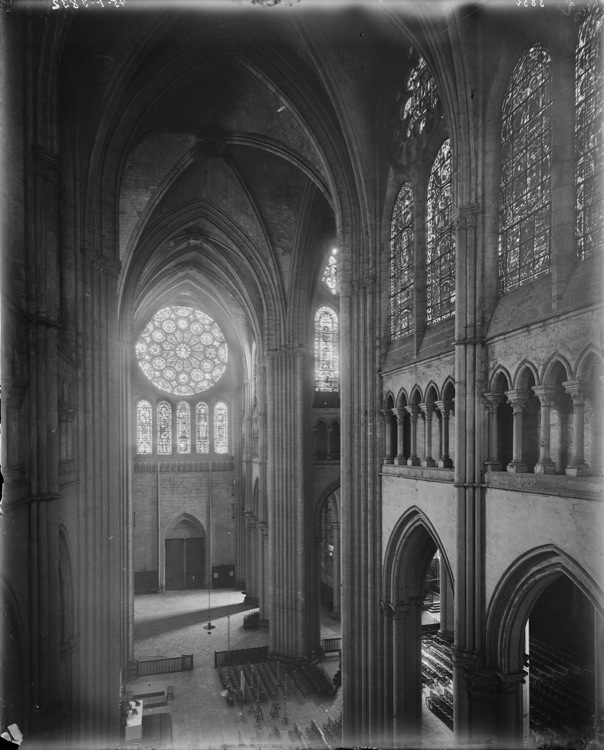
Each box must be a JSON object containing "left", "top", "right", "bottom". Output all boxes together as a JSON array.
[
  {"left": 575, "top": 9, "right": 603, "bottom": 261},
  {"left": 390, "top": 182, "right": 415, "bottom": 339},
  {"left": 499, "top": 45, "right": 552, "bottom": 294},
  {"left": 314, "top": 306, "right": 339, "bottom": 392},
  {"left": 427, "top": 139, "right": 455, "bottom": 324}
]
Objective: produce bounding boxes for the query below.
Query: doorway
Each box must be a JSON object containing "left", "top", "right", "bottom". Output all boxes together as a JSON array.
[{"left": 164, "top": 517, "right": 206, "bottom": 590}]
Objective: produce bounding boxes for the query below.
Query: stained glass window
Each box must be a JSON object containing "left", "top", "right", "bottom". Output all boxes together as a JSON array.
[
  {"left": 499, "top": 45, "right": 552, "bottom": 294},
  {"left": 314, "top": 306, "right": 339, "bottom": 392},
  {"left": 402, "top": 56, "right": 441, "bottom": 138},
  {"left": 322, "top": 248, "right": 339, "bottom": 294},
  {"left": 136, "top": 399, "right": 152, "bottom": 454},
  {"left": 135, "top": 306, "right": 228, "bottom": 395},
  {"left": 426, "top": 139, "right": 455, "bottom": 324},
  {"left": 576, "top": 10, "right": 603, "bottom": 260},
  {"left": 196, "top": 402, "right": 210, "bottom": 453},
  {"left": 214, "top": 402, "right": 229, "bottom": 454},
  {"left": 176, "top": 401, "right": 191, "bottom": 454},
  {"left": 157, "top": 400, "right": 172, "bottom": 454},
  {"left": 390, "top": 183, "right": 415, "bottom": 338}
]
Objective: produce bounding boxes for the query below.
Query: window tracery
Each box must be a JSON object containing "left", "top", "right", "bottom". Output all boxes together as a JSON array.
[
  {"left": 314, "top": 306, "right": 339, "bottom": 392},
  {"left": 176, "top": 401, "right": 191, "bottom": 454},
  {"left": 575, "top": 9, "right": 603, "bottom": 260},
  {"left": 402, "top": 56, "right": 441, "bottom": 138},
  {"left": 499, "top": 45, "right": 552, "bottom": 294},
  {"left": 157, "top": 400, "right": 172, "bottom": 454},
  {"left": 214, "top": 402, "right": 229, "bottom": 454},
  {"left": 390, "top": 183, "right": 415, "bottom": 338},
  {"left": 136, "top": 399, "right": 152, "bottom": 454},
  {"left": 322, "top": 247, "right": 339, "bottom": 294},
  {"left": 426, "top": 139, "right": 455, "bottom": 324},
  {"left": 135, "top": 306, "right": 228, "bottom": 395}
]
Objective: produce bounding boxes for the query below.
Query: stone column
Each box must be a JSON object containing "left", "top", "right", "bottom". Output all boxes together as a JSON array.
[
  {"left": 392, "top": 407, "right": 407, "bottom": 465},
  {"left": 312, "top": 426, "right": 318, "bottom": 459},
  {"left": 482, "top": 393, "right": 504, "bottom": 472},
  {"left": 266, "top": 347, "right": 315, "bottom": 659},
  {"left": 435, "top": 400, "right": 454, "bottom": 468},
  {"left": 405, "top": 405, "right": 421, "bottom": 466},
  {"left": 259, "top": 522, "right": 269, "bottom": 620},
  {"left": 439, "top": 563, "right": 454, "bottom": 639},
  {"left": 497, "top": 672, "right": 527, "bottom": 744},
  {"left": 532, "top": 385, "right": 558, "bottom": 474},
  {"left": 563, "top": 380, "right": 591, "bottom": 476},
  {"left": 504, "top": 390, "right": 530, "bottom": 473},
  {"left": 381, "top": 602, "right": 394, "bottom": 744},
  {"left": 392, "top": 599, "right": 423, "bottom": 745},
  {"left": 420, "top": 403, "right": 437, "bottom": 467},
  {"left": 331, "top": 522, "right": 341, "bottom": 618},
  {"left": 382, "top": 410, "right": 395, "bottom": 464},
  {"left": 244, "top": 515, "right": 259, "bottom": 605}
]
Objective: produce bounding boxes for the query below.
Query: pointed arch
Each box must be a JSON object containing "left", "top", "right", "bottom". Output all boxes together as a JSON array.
[
  {"left": 575, "top": 346, "right": 604, "bottom": 381},
  {"left": 383, "top": 506, "right": 455, "bottom": 604},
  {"left": 541, "top": 354, "right": 572, "bottom": 386},
  {"left": 512, "top": 361, "right": 540, "bottom": 390},
  {"left": 489, "top": 367, "right": 513, "bottom": 394},
  {"left": 485, "top": 545, "right": 604, "bottom": 676}
]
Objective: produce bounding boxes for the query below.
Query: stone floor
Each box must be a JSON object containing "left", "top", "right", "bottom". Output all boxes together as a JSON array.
[{"left": 127, "top": 588, "right": 454, "bottom": 750}]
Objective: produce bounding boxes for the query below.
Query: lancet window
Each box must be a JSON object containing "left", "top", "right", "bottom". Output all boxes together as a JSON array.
[
  {"left": 176, "top": 401, "right": 191, "bottom": 454},
  {"left": 214, "top": 402, "right": 229, "bottom": 454},
  {"left": 157, "top": 400, "right": 172, "bottom": 454},
  {"left": 196, "top": 402, "right": 210, "bottom": 453},
  {"left": 314, "top": 306, "right": 339, "bottom": 392},
  {"left": 426, "top": 139, "right": 455, "bottom": 324},
  {"left": 499, "top": 45, "right": 552, "bottom": 294},
  {"left": 136, "top": 399, "right": 153, "bottom": 454},
  {"left": 575, "top": 9, "right": 603, "bottom": 260},
  {"left": 390, "top": 182, "right": 415, "bottom": 338}
]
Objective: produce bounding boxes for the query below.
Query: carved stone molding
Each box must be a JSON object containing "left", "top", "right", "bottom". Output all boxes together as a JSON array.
[
  {"left": 464, "top": 667, "right": 500, "bottom": 702},
  {"left": 498, "top": 671, "right": 526, "bottom": 694}
]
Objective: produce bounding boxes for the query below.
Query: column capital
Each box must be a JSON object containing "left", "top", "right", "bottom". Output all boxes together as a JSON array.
[
  {"left": 435, "top": 399, "right": 454, "bottom": 415},
  {"left": 482, "top": 392, "right": 504, "bottom": 410},
  {"left": 380, "top": 409, "right": 393, "bottom": 423},
  {"left": 504, "top": 389, "right": 531, "bottom": 407},
  {"left": 562, "top": 379, "right": 591, "bottom": 404},
  {"left": 451, "top": 204, "right": 479, "bottom": 230},
  {"left": 531, "top": 384, "right": 561, "bottom": 405},
  {"left": 420, "top": 402, "right": 436, "bottom": 417},
  {"left": 391, "top": 407, "right": 407, "bottom": 423},
  {"left": 463, "top": 667, "right": 500, "bottom": 703},
  {"left": 405, "top": 404, "right": 420, "bottom": 419},
  {"left": 498, "top": 671, "right": 527, "bottom": 693}
]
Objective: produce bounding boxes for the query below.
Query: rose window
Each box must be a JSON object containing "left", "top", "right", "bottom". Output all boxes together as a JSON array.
[{"left": 136, "top": 306, "right": 228, "bottom": 395}]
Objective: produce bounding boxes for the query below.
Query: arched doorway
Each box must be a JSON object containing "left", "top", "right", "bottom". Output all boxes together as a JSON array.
[
  {"left": 486, "top": 547, "right": 604, "bottom": 746},
  {"left": 382, "top": 508, "right": 455, "bottom": 746},
  {"left": 164, "top": 515, "right": 206, "bottom": 591}
]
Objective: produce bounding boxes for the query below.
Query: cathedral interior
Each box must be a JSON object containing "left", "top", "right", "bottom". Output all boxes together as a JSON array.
[{"left": 1, "top": 0, "right": 603, "bottom": 748}]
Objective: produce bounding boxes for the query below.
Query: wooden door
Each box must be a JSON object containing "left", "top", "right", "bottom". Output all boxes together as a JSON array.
[
  {"left": 165, "top": 538, "right": 185, "bottom": 590},
  {"left": 185, "top": 537, "right": 204, "bottom": 589}
]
